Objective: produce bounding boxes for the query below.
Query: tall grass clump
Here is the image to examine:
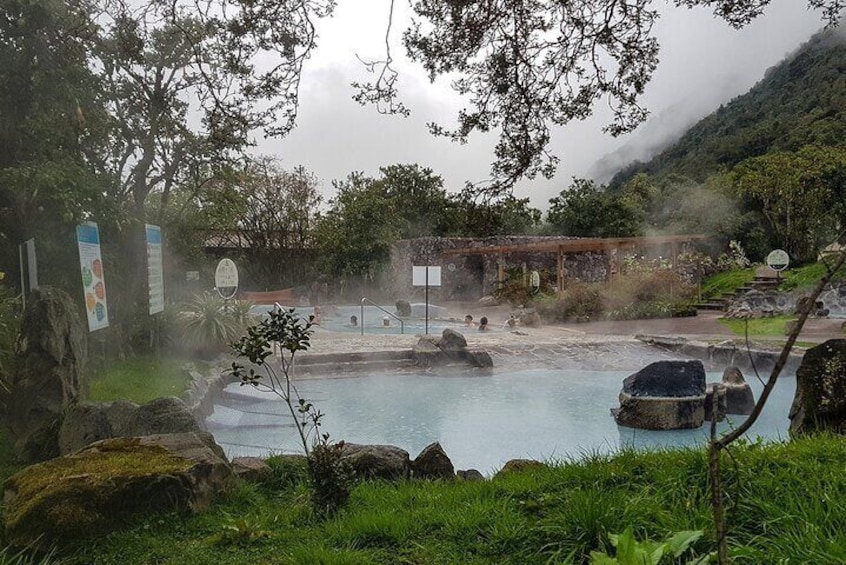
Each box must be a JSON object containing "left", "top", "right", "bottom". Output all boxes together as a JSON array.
[{"left": 179, "top": 293, "right": 254, "bottom": 357}]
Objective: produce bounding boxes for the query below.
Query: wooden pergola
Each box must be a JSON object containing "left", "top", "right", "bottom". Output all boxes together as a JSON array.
[{"left": 441, "top": 234, "right": 708, "bottom": 290}]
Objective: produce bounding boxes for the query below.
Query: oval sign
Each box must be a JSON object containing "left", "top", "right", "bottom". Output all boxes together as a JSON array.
[
  {"left": 214, "top": 258, "right": 239, "bottom": 299},
  {"left": 766, "top": 249, "right": 790, "bottom": 272}
]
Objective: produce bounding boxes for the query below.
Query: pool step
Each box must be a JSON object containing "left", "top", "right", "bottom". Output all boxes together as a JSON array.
[{"left": 292, "top": 350, "right": 416, "bottom": 377}]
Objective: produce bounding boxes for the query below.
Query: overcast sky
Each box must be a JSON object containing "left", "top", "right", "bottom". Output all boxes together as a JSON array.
[{"left": 257, "top": 0, "right": 827, "bottom": 211}]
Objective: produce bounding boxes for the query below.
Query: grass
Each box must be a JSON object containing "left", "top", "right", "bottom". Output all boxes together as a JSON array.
[
  {"left": 778, "top": 261, "right": 846, "bottom": 291},
  {"left": 32, "top": 435, "right": 846, "bottom": 564},
  {"left": 718, "top": 315, "right": 797, "bottom": 337},
  {"left": 700, "top": 267, "right": 755, "bottom": 300},
  {"left": 87, "top": 356, "right": 192, "bottom": 403}
]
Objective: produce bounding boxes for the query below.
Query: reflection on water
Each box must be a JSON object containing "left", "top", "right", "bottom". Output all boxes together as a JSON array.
[{"left": 207, "top": 366, "right": 795, "bottom": 474}]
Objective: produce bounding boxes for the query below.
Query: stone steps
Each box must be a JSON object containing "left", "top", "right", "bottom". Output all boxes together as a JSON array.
[{"left": 696, "top": 275, "right": 781, "bottom": 312}]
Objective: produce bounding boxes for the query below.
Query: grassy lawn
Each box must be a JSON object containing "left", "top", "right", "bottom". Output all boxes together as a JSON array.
[
  {"left": 779, "top": 261, "right": 846, "bottom": 291},
  {"left": 718, "top": 315, "right": 797, "bottom": 337},
  {"left": 88, "top": 356, "right": 192, "bottom": 403},
  {"left": 53, "top": 435, "right": 846, "bottom": 564}
]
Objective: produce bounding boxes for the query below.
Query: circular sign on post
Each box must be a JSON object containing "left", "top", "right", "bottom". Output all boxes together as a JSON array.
[
  {"left": 766, "top": 249, "right": 790, "bottom": 272},
  {"left": 214, "top": 258, "right": 239, "bottom": 299}
]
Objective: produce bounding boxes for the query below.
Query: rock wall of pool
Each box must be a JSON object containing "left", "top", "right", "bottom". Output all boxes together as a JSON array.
[{"left": 205, "top": 342, "right": 797, "bottom": 474}]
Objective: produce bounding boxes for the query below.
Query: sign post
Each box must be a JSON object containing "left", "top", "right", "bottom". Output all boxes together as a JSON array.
[
  {"left": 215, "top": 258, "right": 239, "bottom": 299},
  {"left": 412, "top": 265, "right": 442, "bottom": 334}
]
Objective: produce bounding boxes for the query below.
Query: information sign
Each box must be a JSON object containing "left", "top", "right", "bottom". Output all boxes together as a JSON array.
[
  {"left": 215, "top": 258, "right": 239, "bottom": 299},
  {"left": 766, "top": 249, "right": 790, "bottom": 272},
  {"left": 76, "top": 222, "right": 109, "bottom": 332},
  {"left": 145, "top": 224, "right": 164, "bottom": 314}
]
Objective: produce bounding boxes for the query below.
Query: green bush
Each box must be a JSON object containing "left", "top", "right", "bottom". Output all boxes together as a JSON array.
[{"left": 179, "top": 294, "right": 255, "bottom": 356}]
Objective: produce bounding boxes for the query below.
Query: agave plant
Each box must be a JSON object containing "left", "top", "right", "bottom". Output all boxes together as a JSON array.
[{"left": 179, "top": 293, "right": 255, "bottom": 356}]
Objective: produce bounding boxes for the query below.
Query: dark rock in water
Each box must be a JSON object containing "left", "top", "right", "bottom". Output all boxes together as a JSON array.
[
  {"left": 412, "top": 329, "right": 492, "bottom": 371},
  {"left": 789, "top": 339, "right": 846, "bottom": 436},
  {"left": 3, "top": 432, "right": 231, "bottom": 549},
  {"left": 613, "top": 360, "right": 707, "bottom": 430},
  {"left": 457, "top": 469, "right": 485, "bottom": 481},
  {"left": 439, "top": 328, "right": 468, "bottom": 351},
  {"left": 340, "top": 443, "right": 411, "bottom": 480},
  {"left": 622, "top": 360, "right": 706, "bottom": 398},
  {"left": 7, "top": 287, "right": 87, "bottom": 462},
  {"left": 395, "top": 299, "right": 412, "bottom": 317},
  {"left": 463, "top": 349, "right": 494, "bottom": 368},
  {"left": 412, "top": 442, "right": 455, "bottom": 480},
  {"left": 704, "top": 383, "right": 727, "bottom": 422},
  {"left": 720, "top": 366, "right": 755, "bottom": 415},
  {"left": 412, "top": 337, "right": 443, "bottom": 367}
]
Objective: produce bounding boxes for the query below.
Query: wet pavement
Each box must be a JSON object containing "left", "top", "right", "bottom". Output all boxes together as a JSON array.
[{"left": 306, "top": 307, "right": 845, "bottom": 359}]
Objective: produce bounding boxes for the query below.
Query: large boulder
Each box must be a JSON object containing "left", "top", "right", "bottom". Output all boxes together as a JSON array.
[
  {"left": 439, "top": 328, "right": 468, "bottom": 351},
  {"left": 3, "top": 432, "right": 231, "bottom": 549},
  {"left": 411, "top": 329, "right": 493, "bottom": 370},
  {"left": 719, "top": 366, "right": 755, "bottom": 415},
  {"left": 58, "top": 402, "right": 112, "bottom": 454},
  {"left": 124, "top": 396, "right": 201, "bottom": 436},
  {"left": 411, "top": 442, "right": 454, "bottom": 480},
  {"left": 6, "top": 287, "right": 87, "bottom": 462},
  {"left": 57, "top": 397, "right": 201, "bottom": 455},
  {"left": 612, "top": 360, "right": 707, "bottom": 430},
  {"left": 339, "top": 443, "right": 410, "bottom": 480},
  {"left": 789, "top": 339, "right": 846, "bottom": 435}
]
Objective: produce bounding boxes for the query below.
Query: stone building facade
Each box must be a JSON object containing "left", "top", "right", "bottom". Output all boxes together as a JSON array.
[{"left": 388, "top": 236, "right": 610, "bottom": 303}]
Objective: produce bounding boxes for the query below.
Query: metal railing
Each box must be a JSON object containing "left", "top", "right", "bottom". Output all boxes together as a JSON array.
[{"left": 360, "top": 298, "right": 404, "bottom": 335}]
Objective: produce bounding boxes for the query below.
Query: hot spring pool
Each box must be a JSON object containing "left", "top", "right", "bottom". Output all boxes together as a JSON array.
[
  {"left": 249, "top": 303, "right": 468, "bottom": 334},
  {"left": 206, "top": 366, "right": 796, "bottom": 473}
]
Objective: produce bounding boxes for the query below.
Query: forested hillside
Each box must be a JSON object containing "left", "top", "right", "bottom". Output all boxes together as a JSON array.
[
  {"left": 609, "top": 28, "right": 846, "bottom": 187},
  {"left": 541, "top": 27, "right": 846, "bottom": 262}
]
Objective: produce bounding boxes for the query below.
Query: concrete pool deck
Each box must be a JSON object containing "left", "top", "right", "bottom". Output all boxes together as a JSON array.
[{"left": 305, "top": 309, "right": 845, "bottom": 359}]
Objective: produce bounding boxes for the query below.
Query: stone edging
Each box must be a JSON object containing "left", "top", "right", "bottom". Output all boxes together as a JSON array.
[{"left": 637, "top": 335, "right": 803, "bottom": 375}]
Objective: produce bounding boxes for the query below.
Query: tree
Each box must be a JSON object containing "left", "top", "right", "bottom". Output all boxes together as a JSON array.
[
  {"left": 362, "top": 0, "right": 846, "bottom": 193},
  {"left": 0, "top": 0, "right": 107, "bottom": 287},
  {"left": 217, "top": 160, "right": 322, "bottom": 289},
  {"left": 313, "top": 172, "right": 403, "bottom": 286},
  {"left": 371, "top": 164, "right": 453, "bottom": 238},
  {"left": 546, "top": 179, "right": 643, "bottom": 238},
  {"left": 732, "top": 145, "right": 846, "bottom": 261},
  {"left": 441, "top": 190, "right": 542, "bottom": 237}
]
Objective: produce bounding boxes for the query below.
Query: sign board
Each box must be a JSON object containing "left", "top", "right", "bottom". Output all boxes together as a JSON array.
[
  {"left": 186, "top": 271, "right": 200, "bottom": 281},
  {"left": 412, "top": 266, "right": 442, "bottom": 287},
  {"left": 530, "top": 270, "right": 540, "bottom": 292},
  {"left": 215, "top": 258, "right": 239, "bottom": 299},
  {"left": 766, "top": 249, "right": 790, "bottom": 272},
  {"left": 76, "top": 222, "right": 109, "bottom": 332},
  {"left": 145, "top": 225, "right": 164, "bottom": 314}
]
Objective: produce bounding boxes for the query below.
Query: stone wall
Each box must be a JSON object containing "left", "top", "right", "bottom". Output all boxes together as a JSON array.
[{"left": 388, "top": 237, "right": 609, "bottom": 302}]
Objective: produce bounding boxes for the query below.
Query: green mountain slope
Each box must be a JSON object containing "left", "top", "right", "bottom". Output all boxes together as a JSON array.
[{"left": 609, "top": 28, "right": 846, "bottom": 189}]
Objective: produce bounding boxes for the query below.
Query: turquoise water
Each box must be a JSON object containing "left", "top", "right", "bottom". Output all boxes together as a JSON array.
[
  {"left": 250, "top": 303, "right": 471, "bottom": 335},
  {"left": 207, "top": 367, "right": 795, "bottom": 474}
]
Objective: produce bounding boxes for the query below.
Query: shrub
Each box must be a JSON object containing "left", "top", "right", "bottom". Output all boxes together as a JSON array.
[
  {"left": 230, "top": 307, "right": 352, "bottom": 516},
  {"left": 179, "top": 293, "right": 255, "bottom": 356}
]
